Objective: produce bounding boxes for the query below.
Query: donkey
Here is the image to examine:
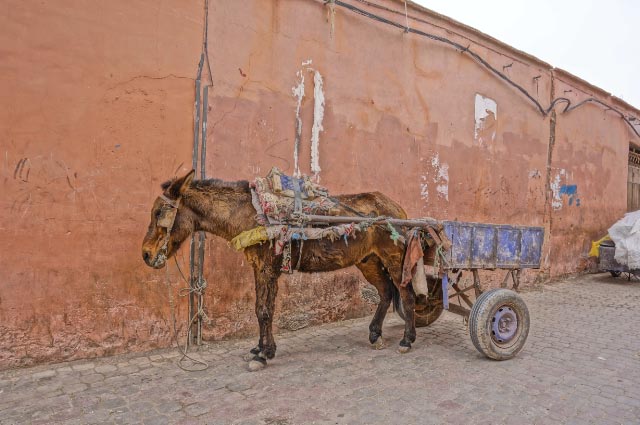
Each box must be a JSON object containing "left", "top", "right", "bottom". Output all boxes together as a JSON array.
[{"left": 142, "top": 170, "right": 416, "bottom": 371}]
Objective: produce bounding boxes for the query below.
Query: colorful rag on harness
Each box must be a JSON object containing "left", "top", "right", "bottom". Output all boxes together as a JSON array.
[
  {"left": 252, "top": 167, "right": 337, "bottom": 223},
  {"left": 231, "top": 223, "right": 360, "bottom": 253},
  {"left": 230, "top": 167, "right": 370, "bottom": 272},
  {"left": 231, "top": 222, "right": 362, "bottom": 272}
]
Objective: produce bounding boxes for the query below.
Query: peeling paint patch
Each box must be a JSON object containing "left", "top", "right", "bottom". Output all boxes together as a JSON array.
[
  {"left": 310, "top": 70, "right": 324, "bottom": 180},
  {"left": 529, "top": 169, "right": 541, "bottom": 179},
  {"left": 291, "top": 60, "right": 325, "bottom": 181},
  {"left": 474, "top": 94, "right": 497, "bottom": 145},
  {"left": 550, "top": 169, "right": 566, "bottom": 210},
  {"left": 292, "top": 71, "right": 305, "bottom": 177},
  {"left": 420, "top": 174, "right": 429, "bottom": 202},
  {"left": 430, "top": 153, "right": 449, "bottom": 201}
]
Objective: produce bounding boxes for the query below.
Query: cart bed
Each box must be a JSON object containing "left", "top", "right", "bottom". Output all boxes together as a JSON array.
[{"left": 442, "top": 221, "right": 544, "bottom": 269}]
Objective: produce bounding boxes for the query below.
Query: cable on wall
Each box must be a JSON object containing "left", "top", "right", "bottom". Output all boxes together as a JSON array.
[{"left": 325, "top": 0, "right": 640, "bottom": 138}]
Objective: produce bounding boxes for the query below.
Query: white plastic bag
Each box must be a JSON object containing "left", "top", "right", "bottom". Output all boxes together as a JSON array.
[{"left": 608, "top": 210, "right": 640, "bottom": 269}]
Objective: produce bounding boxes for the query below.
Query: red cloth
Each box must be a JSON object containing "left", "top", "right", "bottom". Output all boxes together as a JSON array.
[{"left": 401, "top": 228, "right": 423, "bottom": 287}]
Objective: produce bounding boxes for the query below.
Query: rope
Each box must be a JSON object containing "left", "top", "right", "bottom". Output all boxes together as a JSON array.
[
  {"left": 386, "top": 221, "right": 402, "bottom": 245},
  {"left": 431, "top": 242, "right": 449, "bottom": 272},
  {"left": 164, "top": 258, "right": 209, "bottom": 372}
]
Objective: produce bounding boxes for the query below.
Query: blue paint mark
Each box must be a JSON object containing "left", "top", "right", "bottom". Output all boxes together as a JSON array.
[
  {"left": 559, "top": 185, "right": 577, "bottom": 195},
  {"left": 560, "top": 184, "right": 580, "bottom": 207}
]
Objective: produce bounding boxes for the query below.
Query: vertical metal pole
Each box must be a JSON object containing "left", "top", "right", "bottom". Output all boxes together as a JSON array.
[
  {"left": 196, "top": 85, "right": 209, "bottom": 346},
  {"left": 189, "top": 54, "right": 205, "bottom": 346}
]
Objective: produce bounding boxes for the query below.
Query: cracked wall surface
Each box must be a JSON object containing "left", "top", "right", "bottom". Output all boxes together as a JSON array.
[{"left": 0, "top": 0, "right": 637, "bottom": 368}]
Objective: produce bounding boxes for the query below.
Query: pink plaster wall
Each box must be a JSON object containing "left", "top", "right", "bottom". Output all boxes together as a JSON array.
[{"left": 1, "top": 0, "right": 636, "bottom": 368}]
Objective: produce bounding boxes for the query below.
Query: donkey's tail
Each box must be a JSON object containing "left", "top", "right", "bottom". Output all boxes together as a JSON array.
[{"left": 391, "top": 283, "right": 402, "bottom": 317}]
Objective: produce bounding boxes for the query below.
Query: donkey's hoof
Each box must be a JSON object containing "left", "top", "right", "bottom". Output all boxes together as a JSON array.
[
  {"left": 372, "top": 337, "right": 386, "bottom": 350},
  {"left": 397, "top": 345, "right": 412, "bottom": 354},
  {"left": 248, "top": 360, "right": 266, "bottom": 372},
  {"left": 243, "top": 352, "right": 256, "bottom": 362}
]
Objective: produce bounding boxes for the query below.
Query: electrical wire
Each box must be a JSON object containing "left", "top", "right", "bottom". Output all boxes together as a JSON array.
[{"left": 326, "top": 0, "right": 640, "bottom": 138}]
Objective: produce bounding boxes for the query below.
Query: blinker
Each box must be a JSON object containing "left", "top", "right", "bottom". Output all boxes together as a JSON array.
[{"left": 157, "top": 208, "right": 177, "bottom": 229}]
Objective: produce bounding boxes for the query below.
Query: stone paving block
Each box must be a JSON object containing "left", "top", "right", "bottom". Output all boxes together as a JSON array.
[
  {"left": 118, "top": 365, "right": 140, "bottom": 374},
  {"left": 80, "top": 373, "right": 105, "bottom": 384},
  {"left": 183, "top": 403, "right": 211, "bottom": 417},
  {"left": 94, "top": 364, "right": 118, "bottom": 374},
  {"left": 143, "top": 414, "right": 170, "bottom": 425},
  {"left": 71, "top": 363, "right": 95, "bottom": 372},
  {"left": 31, "top": 370, "right": 56, "bottom": 380}
]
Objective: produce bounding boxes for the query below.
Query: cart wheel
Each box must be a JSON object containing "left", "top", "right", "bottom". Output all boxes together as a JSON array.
[
  {"left": 610, "top": 271, "right": 622, "bottom": 278},
  {"left": 469, "top": 288, "right": 530, "bottom": 360},
  {"left": 395, "top": 277, "right": 443, "bottom": 327}
]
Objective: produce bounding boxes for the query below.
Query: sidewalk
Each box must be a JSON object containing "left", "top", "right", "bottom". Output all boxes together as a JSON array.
[{"left": 1, "top": 274, "right": 639, "bottom": 424}]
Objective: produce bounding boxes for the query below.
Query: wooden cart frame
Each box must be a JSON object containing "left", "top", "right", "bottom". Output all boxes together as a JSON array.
[{"left": 305, "top": 214, "right": 544, "bottom": 360}]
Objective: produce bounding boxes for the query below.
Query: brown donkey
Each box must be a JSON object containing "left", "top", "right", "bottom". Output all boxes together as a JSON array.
[{"left": 142, "top": 170, "right": 416, "bottom": 371}]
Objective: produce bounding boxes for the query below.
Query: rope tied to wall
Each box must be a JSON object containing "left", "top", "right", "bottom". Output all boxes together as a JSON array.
[{"left": 163, "top": 258, "right": 209, "bottom": 372}]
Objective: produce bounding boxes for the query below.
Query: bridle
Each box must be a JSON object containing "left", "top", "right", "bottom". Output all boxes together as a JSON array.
[{"left": 154, "top": 193, "right": 181, "bottom": 266}]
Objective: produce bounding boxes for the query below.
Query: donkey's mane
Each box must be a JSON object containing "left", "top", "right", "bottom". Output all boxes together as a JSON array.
[
  {"left": 161, "top": 177, "right": 250, "bottom": 193},
  {"left": 192, "top": 178, "right": 250, "bottom": 192}
]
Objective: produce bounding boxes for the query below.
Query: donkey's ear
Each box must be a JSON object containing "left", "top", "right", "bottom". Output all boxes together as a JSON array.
[
  {"left": 178, "top": 169, "right": 196, "bottom": 194},
  {"left": 166, "top": 169, "right": 195, "bottom": 199}
]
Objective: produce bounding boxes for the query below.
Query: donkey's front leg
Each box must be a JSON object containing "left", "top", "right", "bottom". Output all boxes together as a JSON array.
[{"left": 247, "top": 263, "right": 280, "bottom": 371}]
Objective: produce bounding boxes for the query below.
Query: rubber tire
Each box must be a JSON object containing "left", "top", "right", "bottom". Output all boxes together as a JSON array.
[
  {"left": 469, "top": 288, "right": 530, "bottom": 360},
  {"left": 610, "top": 271, "right": 622, "bottom": 278},
  {"left": 395, "top": 278, "right": 444, "bottom": 327}
]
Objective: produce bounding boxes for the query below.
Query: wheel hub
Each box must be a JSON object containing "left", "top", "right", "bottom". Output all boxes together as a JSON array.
[{"left": 491, "top": 306, "right": 518, "bottom": 344}]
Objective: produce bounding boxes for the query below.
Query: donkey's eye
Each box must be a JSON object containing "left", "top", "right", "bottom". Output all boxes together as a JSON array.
[{"left": 155, "top": 210, "right": 162, "bottom": 219}]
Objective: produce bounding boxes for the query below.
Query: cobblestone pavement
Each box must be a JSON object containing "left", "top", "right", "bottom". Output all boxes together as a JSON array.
[{"left": 2, "top": 273, "right": 640, "bottom": 425}]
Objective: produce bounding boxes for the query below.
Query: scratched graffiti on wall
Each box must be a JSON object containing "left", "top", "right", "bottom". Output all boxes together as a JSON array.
[
  {"left": 551, "top": 169, "right": 580, "bottom": 210},
  {"left": 9, "top": 154, "right": 82, "bottom": 219}
]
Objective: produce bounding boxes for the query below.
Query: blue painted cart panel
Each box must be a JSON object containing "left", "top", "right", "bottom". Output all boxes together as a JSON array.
[{"left": 442, "top": 221, "right": 544, "bottom": 269}]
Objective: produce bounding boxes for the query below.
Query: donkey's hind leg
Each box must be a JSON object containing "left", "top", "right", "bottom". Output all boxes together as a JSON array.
[
  {"left": 356, "top": 254, "right": 394, "bottom": 349},
  {"left": 396, "top": 285, "right": 416, "bottom": 353},
  {"left": 379, "top": 254, "right": 416, "bottom": 353}
]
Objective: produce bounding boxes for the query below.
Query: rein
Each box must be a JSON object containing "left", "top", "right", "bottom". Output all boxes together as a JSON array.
[{"left": 156, "top": 192, "right": 209, "bottom": 371}]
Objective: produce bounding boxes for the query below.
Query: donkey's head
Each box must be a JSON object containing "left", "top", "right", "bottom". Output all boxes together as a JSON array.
[{"left": 142, "top": 170, "right": 195, "bottom": 268}]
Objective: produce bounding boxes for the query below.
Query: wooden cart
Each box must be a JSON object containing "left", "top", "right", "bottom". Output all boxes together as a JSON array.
[{"left": 306, "top": 215, "right": 544, "bottom": 360}]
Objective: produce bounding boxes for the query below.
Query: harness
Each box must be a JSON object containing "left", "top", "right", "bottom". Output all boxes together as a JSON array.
[{"left": 155, "top": 193, "right": 181, "bottom": 265}]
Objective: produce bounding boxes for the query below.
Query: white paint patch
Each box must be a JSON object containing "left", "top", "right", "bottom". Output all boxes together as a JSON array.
[
  {"left": 551, "top": 168, "right": 567, "bottom": 210},
  {"left": 436, "top": 163, "right": 449, "bottom": 201},
  {"left": 291, "top": 60, "right": 326, "bottom": 181},
  {"left": 474, "top": 94, "right": 497, "bottom": 145},
  {"left": 292, "top": 71, "right": 305, "bottom": 177},
  {"left": 310, "top": 70, "right": 325, "bottom": 180},
  {"left": 420, "top": 175, "right": 429, "bottom": 202},
  {"left": 430, "top": 153, "right": 449, "bottom": 201}
]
